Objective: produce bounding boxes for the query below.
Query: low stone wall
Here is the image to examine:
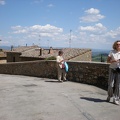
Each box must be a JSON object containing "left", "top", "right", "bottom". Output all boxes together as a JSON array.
[{"left": 0, "top": 60, "right": 109, "bottom": 89}]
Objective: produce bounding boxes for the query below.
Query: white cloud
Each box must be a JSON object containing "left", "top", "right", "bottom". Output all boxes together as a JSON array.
[
  {"left": 11, "top": 24, "right": 63, "bottom": 38},
  {"left": 31, "top": 0, "right": 44, "bottom": 4},
  {"left": 47, "top": 4, "right": 54, "bottom": 8},
  {"left": 85, "top": 8, "right": 99, "bottom": 14},
  {"left": 68, "top": 24, "right": 120, "bottom": 49},
  {"left": 80, "top": 8, "right": 105, "bottom": 23},
  {"left": 0, "top": 0, "right": 5, "bottom": 5},
  {"left": 79, "top": 23, "right": 107, "bottom": 34},
  {"left": 8, "top": 24, "right": 120, "bottom": 49},
  {"left": 11, "top": 26, "right": 28, "bottom": 34},
  {"left": 32, "top": 0, "right": 43, "bottom": 4},
  {"left": 105, "top": 27, "right": 120, "bottom": 38},
  {"left": 74, "top": 25, "right": 120, "bottom": 49}
]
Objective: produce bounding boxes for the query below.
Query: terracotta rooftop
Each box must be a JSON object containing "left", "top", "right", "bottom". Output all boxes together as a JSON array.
[
  {"left": 62, "top": 48, "right": 91, "bottom": 60},
  {"left": 8, "top": 46, "right": 91, "bottom": 60},
  {"left": 12, "top": 45, "right": 39, "bottom": 52}
]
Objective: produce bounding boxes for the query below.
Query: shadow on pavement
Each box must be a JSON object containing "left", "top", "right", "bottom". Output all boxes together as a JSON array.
[
  {"left": 80, "top": 97, "right": 106, "bottom": 102},
  {"left": 45, "top": 80, "right": 60, "bottom": 83}
]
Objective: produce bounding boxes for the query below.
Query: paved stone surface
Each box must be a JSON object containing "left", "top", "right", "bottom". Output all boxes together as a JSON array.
[{"left": 0, "top": 74, "right": 120, "bottom": 120}]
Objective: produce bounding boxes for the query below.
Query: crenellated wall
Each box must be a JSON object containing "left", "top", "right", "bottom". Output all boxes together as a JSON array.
[{"left": 0, "top": 60, "right": 109, "bottom": 89}]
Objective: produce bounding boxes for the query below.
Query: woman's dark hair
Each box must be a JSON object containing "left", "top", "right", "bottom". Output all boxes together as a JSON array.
[
  {"left": 58, "top": 50, "right": 63, "bottom": 55},
  {"left": 113, "top": 40, "right": 120, "bottom": 50}
]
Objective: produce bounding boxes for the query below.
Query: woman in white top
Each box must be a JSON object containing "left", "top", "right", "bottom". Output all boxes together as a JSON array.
[
  {"left": 56, "top": 50, "right": 67, "bottom": 82},
  {"left": 107, "top": 40, "right": 120, "bottom": 105}
]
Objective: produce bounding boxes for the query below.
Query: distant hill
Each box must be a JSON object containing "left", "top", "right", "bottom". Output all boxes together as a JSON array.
[
  {"left": 0, "top": 46, "right": 11, "bottom": 50},
  {"left": 92, "top": 49, "right": 110, "bottom": 62},
  {"left": 92, "top": 49, "right": 110, "bottom": 56}
]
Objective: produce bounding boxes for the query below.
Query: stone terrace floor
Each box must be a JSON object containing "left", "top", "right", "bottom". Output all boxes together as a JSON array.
[{"left": 0, "top": 74, "right": 120, "bottom": 120}]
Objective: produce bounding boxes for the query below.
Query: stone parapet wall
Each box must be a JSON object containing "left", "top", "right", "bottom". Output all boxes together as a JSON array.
[
  {"left": 0, "top": 60, "right": 109, "bottom": 89},
  {"left": 68, "top": 61, "right": 109, "bottom": 89}
]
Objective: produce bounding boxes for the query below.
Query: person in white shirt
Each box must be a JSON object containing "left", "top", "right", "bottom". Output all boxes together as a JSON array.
[
  {"left": 107, "top": 40, "right": 120, "bottom": 105},
  {"left": 56, "top": 50, "right": 67, "bottom": 82}
]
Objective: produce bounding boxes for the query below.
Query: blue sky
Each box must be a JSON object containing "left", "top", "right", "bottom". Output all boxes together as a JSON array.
[{"left": 0, "top": 0, "right": 120, "bottom": 50}]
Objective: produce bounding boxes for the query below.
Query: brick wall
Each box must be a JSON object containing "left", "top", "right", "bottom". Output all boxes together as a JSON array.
[{"left": 0, "top": 60, "right": 109, "bottom": 89}]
